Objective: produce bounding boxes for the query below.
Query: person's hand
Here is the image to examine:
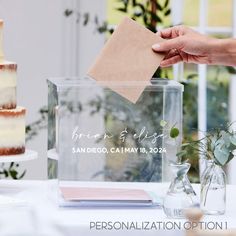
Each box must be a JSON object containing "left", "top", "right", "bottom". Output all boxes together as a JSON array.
[{"left": 152, "top": 25, "right": 236, "bottom": 67}]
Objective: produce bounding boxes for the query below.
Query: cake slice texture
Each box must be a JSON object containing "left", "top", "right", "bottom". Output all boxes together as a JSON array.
[{"left": 0, "top": 106, "right": 26, "bottom": 155}]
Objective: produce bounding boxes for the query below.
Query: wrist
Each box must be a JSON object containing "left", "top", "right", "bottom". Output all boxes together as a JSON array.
[{"left": 209, "top": 38, "right": 236, "bottom": 66}]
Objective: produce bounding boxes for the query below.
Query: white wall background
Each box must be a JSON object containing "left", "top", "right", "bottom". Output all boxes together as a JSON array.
[{"left": 0, "top": 0, "right": 106, "bottom": 179}]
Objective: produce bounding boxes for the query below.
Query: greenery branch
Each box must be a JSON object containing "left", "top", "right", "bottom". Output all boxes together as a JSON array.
[{"left": 177, "top": 123, "right": 236, "bottom": 167}]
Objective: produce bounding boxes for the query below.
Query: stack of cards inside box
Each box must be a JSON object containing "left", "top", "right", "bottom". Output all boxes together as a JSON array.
[{"left": 0, "top": 20, "right": 26, "bottom": 155}]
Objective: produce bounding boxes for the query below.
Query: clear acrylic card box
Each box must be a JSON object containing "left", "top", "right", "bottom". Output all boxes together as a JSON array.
[{"left": 47, "top": 77, "right": 183, "bottom": 184}]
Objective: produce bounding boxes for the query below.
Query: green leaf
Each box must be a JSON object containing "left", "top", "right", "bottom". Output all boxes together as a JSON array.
[
  {"left": 225, "top": 66, "right": 236, "bottom": 74},
  {"left": 213, "top": 147, "right": 230, "bottom": 166},
  {"left": 39, "top": 107, "right": 48, "bottom": 114},
  {"left": 116, "top": 7, "right": 128, "bottom": 13},
  {"left": 157, "top": 2, "right": 163, "bottom": 10},
  {"left": 221, "top": 131, "right": 231, "bottom": 147},
  {"left": 10, "top": 162, "right": 14, "bottom": 168},
  {"left": 164, "top": 9, "right": 171, "bottom": 16},
  {"left": 64, "top": 9, "right": 73, "bottom": 17},
  {"left": 3, "top": 170, "right": 8, "bottom": 178},
  {"left": 83, "top": 13, "right": 89, "bottom": 26},
  {"left": 164, "top": 0, "right": 169, "bottom": 8},
  {"left": 97, "top": 22, "right": 109, "bottom": 33},
  {"left": 26, "top": 126, "right": 31, "bottom": 133},
  {"left": 170, "top": 127, "right": 180, "bottom": 138},
  {"left": 9, "top": 170, "right": 18, "bottom": 179}
]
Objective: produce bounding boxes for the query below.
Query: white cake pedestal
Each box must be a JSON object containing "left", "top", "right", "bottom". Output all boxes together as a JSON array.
[{"left": 0, "top": 149, "right": 38, "bottom": 207}]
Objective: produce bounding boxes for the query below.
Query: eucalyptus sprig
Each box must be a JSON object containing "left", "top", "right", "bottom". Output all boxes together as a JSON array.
[
  {"left": 0, "top": 162, "right": 26, "bottom": 180},
  {"left": 177, "top": 124, "right": 236, "bottom": 167}
]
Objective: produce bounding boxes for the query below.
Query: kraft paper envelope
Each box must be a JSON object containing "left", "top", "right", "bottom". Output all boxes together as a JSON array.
[{"left": 87, "top": 17, "right": 166, "bottom": 103}]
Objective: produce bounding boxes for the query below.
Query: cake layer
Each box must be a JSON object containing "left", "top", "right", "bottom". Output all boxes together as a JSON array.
[
  {"left": 0, "top": 106, "right": 25, "bottom": 117},
  {"left": 0, "top": 61, "right": 17, "bottom": 88},
  {"left": 0, "top": 107, "right": 25, "bottom": 155},
  {"left": 0, "top": 147, "right": 25, "bottom": 155},
  {"left": 0, "top": 87, "right": 16, "bottom": 109},
  {"left": 0, "top": 61, "right": 17, "bottom": 109},
  {"left": 0, "top": 61, "right": 17, "bottom": 70}
]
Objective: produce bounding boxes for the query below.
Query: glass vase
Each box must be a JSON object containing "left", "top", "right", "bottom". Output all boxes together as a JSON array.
[
  {"left": 200, "top": 160, "right": 226, "bottom": 215},
  {"left": 163, "top": 162, "right": 199, "bottom": 218}
]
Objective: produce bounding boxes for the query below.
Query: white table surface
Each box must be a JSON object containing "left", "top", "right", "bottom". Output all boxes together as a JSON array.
[{"left": 0, "top": 180, "right": 235, "bottom": 236}]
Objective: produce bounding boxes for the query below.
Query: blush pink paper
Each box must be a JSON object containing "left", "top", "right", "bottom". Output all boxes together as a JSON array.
[
  {"left": 87, "top": 17, "right": 165, "bottom": 103},
  {"left": 60, "top": 187, "right": 152, "bottom": 201}
]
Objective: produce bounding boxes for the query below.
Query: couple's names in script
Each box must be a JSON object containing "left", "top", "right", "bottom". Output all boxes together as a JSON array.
[{"left": 72, "top": 126, "right": 165, "bottom": 144}]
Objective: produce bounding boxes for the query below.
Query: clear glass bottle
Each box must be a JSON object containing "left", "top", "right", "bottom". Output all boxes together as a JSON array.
[
  {"left": 200, "top": 160, "right": 226, "bottom": 215},
  {"left": 163, "top": 162, "right": 199, "bottom": 218}
]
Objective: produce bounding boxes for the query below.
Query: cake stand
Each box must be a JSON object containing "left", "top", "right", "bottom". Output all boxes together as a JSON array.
[{"left": 0, "top": 149, "right": 38, "bottom": 207}]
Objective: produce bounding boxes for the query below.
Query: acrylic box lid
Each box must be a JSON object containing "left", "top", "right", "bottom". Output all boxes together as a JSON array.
[{"left": 47, "top": 77, "right": 184, "bottom": 93}]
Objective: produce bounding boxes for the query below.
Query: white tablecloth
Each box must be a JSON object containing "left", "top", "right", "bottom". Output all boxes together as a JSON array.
[{"left": 0, "top": 180, "right": 235, "bottom": 236}]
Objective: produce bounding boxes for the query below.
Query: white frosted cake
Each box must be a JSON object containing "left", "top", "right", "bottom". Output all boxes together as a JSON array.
[
  {"left": 0, "top": 20, "right": 26, "bottom": 156},
  {"left": 0, "top": 106, "right": 25, "bottom": 155}
]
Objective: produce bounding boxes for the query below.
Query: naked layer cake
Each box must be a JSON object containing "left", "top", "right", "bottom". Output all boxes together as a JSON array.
[
  {"left": 0, "top": 20, "right": 26, "bottom": 156},
  {"left": 0, "top": 107, "right": 25, "bottom": 155}
]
